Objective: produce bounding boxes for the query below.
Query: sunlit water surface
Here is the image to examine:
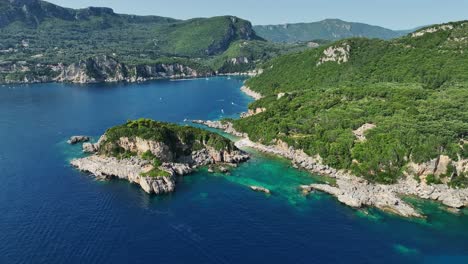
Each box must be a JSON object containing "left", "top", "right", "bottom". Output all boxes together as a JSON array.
[{"left": 0, "top": 77, "right": 467, "bottom": 263}]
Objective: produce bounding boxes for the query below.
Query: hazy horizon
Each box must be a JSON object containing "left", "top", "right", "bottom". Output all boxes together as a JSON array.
[{"left": 44, "top": 0, "right": 468, "bottom": 30}]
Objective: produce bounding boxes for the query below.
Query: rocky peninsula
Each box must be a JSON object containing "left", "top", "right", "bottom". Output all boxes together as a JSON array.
[
  {"left": 195, "top": 119, "right": 468, "bottom": 218},
  {"left": 71, "top": 119, "right": 249, "bottom": 194}
]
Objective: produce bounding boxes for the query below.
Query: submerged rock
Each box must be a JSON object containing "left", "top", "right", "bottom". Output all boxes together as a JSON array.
[
  {"left": 219, "top": 166, "right": 229, "bottom": 173},
  {"left": 250, "top": 186, "right": 271, "bottom": 194}
]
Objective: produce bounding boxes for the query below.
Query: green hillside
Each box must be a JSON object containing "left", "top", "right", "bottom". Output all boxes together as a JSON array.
[
  {"left": 0, "top": 0, "right": 316, "bottom": 82},
  {"left": 254, "top": 19, "right": 413, "bottom": 43},
  {"left": 235, "top": 21, "right": 468, "bottom": 185},
  {"left": 0, "top": 0, "right": 258, "bottom": 61}
]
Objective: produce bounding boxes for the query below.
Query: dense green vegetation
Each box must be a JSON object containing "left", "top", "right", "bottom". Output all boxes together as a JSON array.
[
  {"left": 254, "top": 19, "right": 412, "bottom": 43},
  {"left": 0, "top": 0, "right": 316, "bottom": 82},
  {"left": 139, "top": 151, "right": 171, "bottom": 177},
  {"left": 212, "top": 40, "right": 311, "bottom": 73},
  {"left": 100, "top": 119, "right": 236, "bottom": 159},
  {"left": 247, "top": 22, "right": 468, "bottom": 95},
  {"left": 0, "top": 1, "right": 257, "bottom": 57},
  {"left": 235, "top": 21, "right": 468, "bottom": 185}
]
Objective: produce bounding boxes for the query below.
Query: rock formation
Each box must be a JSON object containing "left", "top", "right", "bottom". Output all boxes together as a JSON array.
[
  {"left": 54, "top": 55, "right": 213, "bottom": 84},
  {"left": 317, "top": 43, "right": 351, "bottom": 66},
  {"left": 71, "top": 156, "right": 178, "bottom": 194},
  {"left": 70, "top": 120, "right": 249, "bottom": 195},
  {"left": 250, "top": 186, "right": 271, "bottom": 194},
  {"left": 240, "top": 107, "right": 266, "bottom": 118},
  {"left": 67, "top": 136, "right": 90, "bottom": 145},
  {"left": 352, "top": 123, "right": 376, "bottom": 142}
]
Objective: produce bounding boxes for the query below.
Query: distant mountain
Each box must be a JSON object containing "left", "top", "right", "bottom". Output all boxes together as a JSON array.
[
  {"left": 1, "top": 0, "right": 312, "bottom": 83},
  {"left": 395, "top": 25, "right": 428, "bottom": 36},
  {"left": 254, "top": 19, "right": 417, "bottom": 42},
  {"left": 0, "top": 0, "right": 180, "bottom": 29},
  {"left": 0, "top": 0, "right": 260, "bottom": 57}
]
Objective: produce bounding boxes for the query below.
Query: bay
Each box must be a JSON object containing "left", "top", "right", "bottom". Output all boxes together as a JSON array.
[{"left": 0, "top": 77, "right": 467, "bottom": 263}]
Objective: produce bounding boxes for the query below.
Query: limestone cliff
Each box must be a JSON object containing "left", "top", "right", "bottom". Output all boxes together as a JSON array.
[
  {"left": 0, "top": 55, "right": 214, "bottom": 84},
  {"left": 55, "top": 55, "right": 214, "bottom": 84}
]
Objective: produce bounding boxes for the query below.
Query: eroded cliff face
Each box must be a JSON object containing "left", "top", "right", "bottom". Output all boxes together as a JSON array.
[
  {"left": 205, "top": 17, "right": 258, "bottom": 56},
  {"left": 70, "top": 156, "right": 178, "bottom": 195},
  {"left": 55, "top": 55, "right": 213, "bottom": 84},
  {"left": 407, "top": 155, "right": 468, "bottom": 184},
  {"left": 0, "top": 55, "right": 213, "bottom": 84}
]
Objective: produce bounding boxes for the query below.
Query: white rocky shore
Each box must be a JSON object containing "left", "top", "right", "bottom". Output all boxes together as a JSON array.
[
  {"left": 192, "top": 120, "right": 247, "bottom": 138},
  {"left": 240, "top": 85, "right": 263, "bottom": 100},
  {"left": 71, "top": 133, "right": 249, "bottom": 195},
  {"left": 71, "top": 156, "right": 186, "bottom": 194},
  {"left": 195, "top": 120, "right": 468, "bottom": 218}
]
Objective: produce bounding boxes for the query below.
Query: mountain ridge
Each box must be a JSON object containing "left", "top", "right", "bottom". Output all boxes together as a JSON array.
[
  {"left": 1, "top": 0, "right": 295, "bottom": 83},
  {"left": 254, "top": 18, "right": 418, "bottom": 42},
  {"left": 0, "top": 0, "right": 179, "bottom": 27}
]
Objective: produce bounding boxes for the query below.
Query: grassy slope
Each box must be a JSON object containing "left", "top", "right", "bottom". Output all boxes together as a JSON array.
[{"left": 235, "top": 21, "right": 468, "bottom": 185}]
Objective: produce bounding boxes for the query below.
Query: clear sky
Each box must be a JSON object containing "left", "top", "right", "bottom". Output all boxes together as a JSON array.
[{"left": 46, "top": 0, "right": 468, "bottom": 30}]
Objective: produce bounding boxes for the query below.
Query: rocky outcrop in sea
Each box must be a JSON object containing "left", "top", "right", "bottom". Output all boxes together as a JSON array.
[
  {"left": 67, "top": 136, "right": 90, "bottom": 145},
  {"left": 250, "top": 186, "right": 271, "bottom": 194},
  {"left": 71, "top": 156, "right": 178, "bottom": 194},
  {"left": 71, "top": 128, "right": 249, "bottom": 195}
]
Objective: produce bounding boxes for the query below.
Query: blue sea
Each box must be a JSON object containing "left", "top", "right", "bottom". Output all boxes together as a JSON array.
[{"left": 0, "top": 77, "right": 467, "bottom": 263}]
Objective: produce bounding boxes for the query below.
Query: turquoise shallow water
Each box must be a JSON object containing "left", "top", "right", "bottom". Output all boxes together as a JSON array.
[{"left": 0, "top": 77, "right": 467, "bottom": 263}]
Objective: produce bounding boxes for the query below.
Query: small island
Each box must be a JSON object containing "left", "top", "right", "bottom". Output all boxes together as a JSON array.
[{"left": 71, "top": 119, "right": 249, "bottom": 194}]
